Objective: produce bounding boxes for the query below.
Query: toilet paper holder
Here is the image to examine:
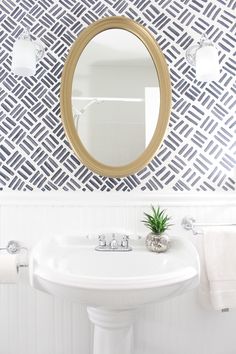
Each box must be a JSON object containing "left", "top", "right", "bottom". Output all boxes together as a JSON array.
[{"left": 0, "top": 240, "right": 28, "bottom": 269}]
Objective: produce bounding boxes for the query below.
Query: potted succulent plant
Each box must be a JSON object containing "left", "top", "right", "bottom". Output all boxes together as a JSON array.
[{"left": 142, "top": 205, "right": 171, "bottom": 253}]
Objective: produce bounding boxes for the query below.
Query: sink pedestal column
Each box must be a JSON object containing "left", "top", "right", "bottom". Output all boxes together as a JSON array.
[{"left": 87, "top": 307, "right": 136, "bottom": 354}]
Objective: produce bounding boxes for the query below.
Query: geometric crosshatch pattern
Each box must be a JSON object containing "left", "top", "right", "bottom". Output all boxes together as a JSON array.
[{"left": 0, "top": 0, "right": 235, "bottom": 192}]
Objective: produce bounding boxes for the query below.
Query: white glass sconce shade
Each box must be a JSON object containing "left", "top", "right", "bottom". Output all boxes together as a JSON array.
[
  {"left": 11, "top": 28, "right": 44, "bottom": 77},
  {"left": 195, "top": 45, "right": 220, "bottom": 82},
  {"left": 186, "top": 35, "right": 220, "bottom": 82},
  {"left": 12, "top": 39, "right": 37, "bottom": 76}
]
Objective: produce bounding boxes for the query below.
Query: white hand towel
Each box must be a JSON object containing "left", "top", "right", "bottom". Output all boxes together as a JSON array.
[
  {"left": 194, "top": 236, "right": 212, "bottom": 309},
  {"left": 203, "top": 226, "right": 236, "bottom": 310}
]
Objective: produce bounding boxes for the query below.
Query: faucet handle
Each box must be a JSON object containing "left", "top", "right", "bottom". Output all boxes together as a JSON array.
[
  {"left": 121, "top": 235, "right": 129, "bottom": 248},
  {"left": 98, "top": 234, "right": 106, "bottom": 247}
]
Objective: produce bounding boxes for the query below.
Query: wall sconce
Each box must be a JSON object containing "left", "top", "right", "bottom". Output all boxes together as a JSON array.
[
  {"left": 11, "top": 28, "right": 44, "bottom": 77},
  {"left": 186, "top": 35, "right": 220, "bottom": 82}
]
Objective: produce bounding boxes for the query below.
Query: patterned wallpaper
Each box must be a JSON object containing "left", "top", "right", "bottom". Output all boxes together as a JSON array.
[{"left": 0, "top": 0, "right": 235, "bottom": 192}]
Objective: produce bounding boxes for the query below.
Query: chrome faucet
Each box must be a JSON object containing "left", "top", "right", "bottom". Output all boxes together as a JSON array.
[{"left": 95, "top": 233, "right": 132, "bottom": 252}]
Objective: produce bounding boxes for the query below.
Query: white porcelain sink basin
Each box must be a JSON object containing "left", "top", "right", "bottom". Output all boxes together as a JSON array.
[
  {"left": 30, "top": 234, "right": 199, "bottom": 354},
  {"left": 30, "top": 235, "right": 199, "bottom": 308}
]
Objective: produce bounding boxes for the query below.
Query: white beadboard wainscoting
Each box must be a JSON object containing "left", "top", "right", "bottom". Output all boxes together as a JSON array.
[{"left": 0, "top": 191, "right": 236, "bottom": 354}]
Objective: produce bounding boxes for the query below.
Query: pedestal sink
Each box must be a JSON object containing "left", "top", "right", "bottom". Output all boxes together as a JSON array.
[{"left": 30, "top": 235, "right": 199, "bottom": 354}]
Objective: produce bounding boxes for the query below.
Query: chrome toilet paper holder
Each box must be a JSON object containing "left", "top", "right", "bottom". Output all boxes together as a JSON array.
[{"left": 0, "top": 240, "right": 28, "bottom": 269}]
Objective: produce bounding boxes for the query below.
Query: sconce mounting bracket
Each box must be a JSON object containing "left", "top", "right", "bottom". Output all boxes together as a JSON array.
[{"left": 185, "top": 45, "right": 199, "bottom": 66}]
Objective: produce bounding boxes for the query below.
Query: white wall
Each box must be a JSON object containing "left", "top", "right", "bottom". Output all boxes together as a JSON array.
[{"left": 0, "top": 192, "right": 236, "bottom": 354}]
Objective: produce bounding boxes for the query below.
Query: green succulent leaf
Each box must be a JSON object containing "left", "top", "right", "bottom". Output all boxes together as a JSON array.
[{"left": 141, "top": 205, "right": 172, "bottom": 234}]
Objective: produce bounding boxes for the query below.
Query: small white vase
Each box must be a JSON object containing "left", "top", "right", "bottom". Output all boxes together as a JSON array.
[{"left": 145, "top": 232, "right": 169, "bottom": 253}]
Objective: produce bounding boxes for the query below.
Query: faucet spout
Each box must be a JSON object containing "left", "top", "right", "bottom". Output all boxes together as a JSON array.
[{"left": 110, "top": 234, "right": 118, "bottom": 249}]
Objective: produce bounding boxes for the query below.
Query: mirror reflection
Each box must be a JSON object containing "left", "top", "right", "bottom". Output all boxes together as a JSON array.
[{"left": 72, "top": 29, "right": 160, "bottom": 167}]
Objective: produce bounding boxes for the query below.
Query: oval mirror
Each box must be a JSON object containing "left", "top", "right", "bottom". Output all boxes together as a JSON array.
[{"left": 61, "top": 16, "right": 171, "bottom": 177}]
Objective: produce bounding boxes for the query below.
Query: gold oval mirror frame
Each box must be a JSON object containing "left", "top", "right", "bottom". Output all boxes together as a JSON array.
[{"left": 60, "top": 16, "right": 171, "bottom": 178}]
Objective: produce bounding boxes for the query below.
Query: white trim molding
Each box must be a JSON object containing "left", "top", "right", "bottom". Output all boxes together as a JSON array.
[{"left": 0, "top": 191, "right": 235, "bottom": 207}]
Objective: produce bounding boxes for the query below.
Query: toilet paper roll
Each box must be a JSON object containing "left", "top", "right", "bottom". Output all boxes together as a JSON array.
[{"left": 0, "top": 254, "right": 18, "bottom": 283}]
